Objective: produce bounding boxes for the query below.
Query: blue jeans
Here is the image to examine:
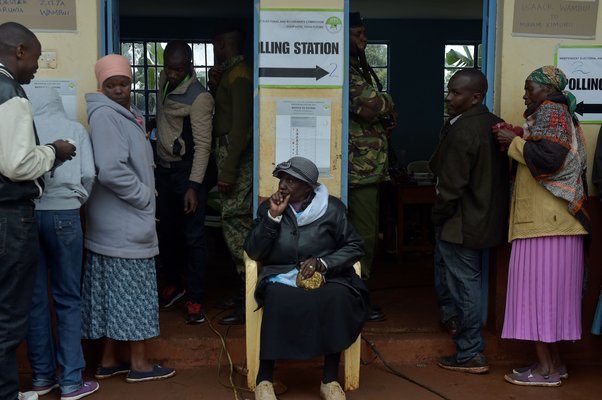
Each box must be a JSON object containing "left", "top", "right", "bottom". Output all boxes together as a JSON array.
[
  {"left": 434, "top": 229, "right": 456, "bottom": 324},
  {"left": 0, "top": 202, "right": 38, "bottom": 400},
  {"left": 27, "top": 209, "right": 85, "bottom": 395},
  {"left": 435, "top": 234, "right": 487, "bottom": 363}
]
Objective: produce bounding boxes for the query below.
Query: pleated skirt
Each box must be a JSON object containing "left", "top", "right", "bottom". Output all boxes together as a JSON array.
[
  {"left": 502, "top": 235, "right": 584, "bottom": 342},
  {"left": 259, "top": 282, "right": 366, "bottom": 360}
]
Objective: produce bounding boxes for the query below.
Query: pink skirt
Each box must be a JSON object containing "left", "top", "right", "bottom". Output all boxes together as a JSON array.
[{"left": 501, "top": 235, "right": 584, "bottom": 343}]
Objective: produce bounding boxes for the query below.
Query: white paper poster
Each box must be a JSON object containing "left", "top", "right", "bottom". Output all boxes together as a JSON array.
[
  {"left": 259, "top": 9, "right": 344, "bottom": 87},
  {"left": 275, "top": 100, "right": 332, "bottom": 176},
  {"left": 24, "top": 79, "right": 78, "bottom": 121},
  {"left": 557, "top": 45, "right": 602, "bottom": 124}
]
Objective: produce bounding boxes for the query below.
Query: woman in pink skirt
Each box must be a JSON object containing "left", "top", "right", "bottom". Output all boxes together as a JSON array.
[{"left": 494, "top": 66, "right": 590, "bottom": 387}]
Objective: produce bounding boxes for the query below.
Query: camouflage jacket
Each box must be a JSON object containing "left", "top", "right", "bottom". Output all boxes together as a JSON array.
[{"left": 348, "top": 59, "right": 395, "bottom": 187}]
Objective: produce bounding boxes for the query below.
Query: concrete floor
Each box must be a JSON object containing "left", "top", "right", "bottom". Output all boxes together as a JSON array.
[
  {"left": 15, "top": 230, "right": 602, "bottom": 399},
  {"left": 21, "top": 363, "right": 602, "bottom": 400}
]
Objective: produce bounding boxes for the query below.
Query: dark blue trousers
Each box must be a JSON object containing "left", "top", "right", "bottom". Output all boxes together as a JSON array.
[
  {"left": 0, "top": 202, "right": 38, "bottom": 400},
  {"left": 155, "top": 164, "right": 208, "bottom": 303}
]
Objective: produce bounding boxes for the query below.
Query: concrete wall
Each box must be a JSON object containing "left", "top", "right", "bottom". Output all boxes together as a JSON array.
[{"left": 32, "top": 0, "right": 100, "bottom": 124}]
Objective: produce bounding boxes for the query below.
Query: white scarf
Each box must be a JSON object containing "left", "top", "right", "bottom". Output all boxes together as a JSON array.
[{"left": 292, "top": 184, "right": 329, "bottom": 227}]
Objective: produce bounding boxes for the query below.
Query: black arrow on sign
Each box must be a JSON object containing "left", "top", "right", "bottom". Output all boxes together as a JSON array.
[
  {"left": 259, "top": 66, "right": 329, "bottom": 81},
  {"left": 575, "top": 101, "right": 602, "bottom": 116}
]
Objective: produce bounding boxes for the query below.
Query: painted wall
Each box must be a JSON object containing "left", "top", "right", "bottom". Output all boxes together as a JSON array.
[
  {"left": 362, "top": 18, "right": 483, "bottom": 167},
  {"left": 31, "top": 0, "right": 100, "bottom": 124}
]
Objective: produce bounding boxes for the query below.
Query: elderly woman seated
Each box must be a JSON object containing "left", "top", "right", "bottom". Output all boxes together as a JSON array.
[{"left": 244, "top": 157, "right": 369, "bottom": 400}]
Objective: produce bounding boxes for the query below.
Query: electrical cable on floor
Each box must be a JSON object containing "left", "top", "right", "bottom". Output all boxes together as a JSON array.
[
  {"left": 206, "top": 312, "right": 254, "bottom": 400},
  {"left": 207, "top": 311, "right": 448, "bottom": 399},
  {"left": 362, "top": 336, "right": 452, "bottom": 400}
]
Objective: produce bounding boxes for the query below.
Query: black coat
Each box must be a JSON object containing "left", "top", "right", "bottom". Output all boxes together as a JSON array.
[
  {"left": 244, "top": 195, "right": 367, "bottom": 305},
  {"left": 429, "top": 104, "right": 509, "bottom": 248}
]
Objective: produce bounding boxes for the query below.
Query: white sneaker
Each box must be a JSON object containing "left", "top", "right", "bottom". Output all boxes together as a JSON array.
[{"left": 18, "top": 392, "right": 39, "bottom": 400}]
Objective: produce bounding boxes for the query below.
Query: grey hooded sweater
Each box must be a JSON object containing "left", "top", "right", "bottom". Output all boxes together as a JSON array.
[
  {"left": 84, "top": 92, "right": 158, "bottom": 259},
  {"left": 25, "top": 86, "right": 95, "bottom": 210}
]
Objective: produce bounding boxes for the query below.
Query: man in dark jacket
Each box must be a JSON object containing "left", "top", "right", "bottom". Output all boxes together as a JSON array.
[
  {"left": 0, "top": 22, "right": 75, "bottom": 400},
  {"left": 429, "top": 69, "right": 508, "bottom": 374}
]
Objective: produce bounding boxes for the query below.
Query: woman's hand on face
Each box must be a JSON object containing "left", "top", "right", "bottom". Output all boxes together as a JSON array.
[
  {"left": 268, "top": 191, "right": 290, "bottom": 218},
  {"left": 299, "top": 257, "right": 319, "bottom": 279}
]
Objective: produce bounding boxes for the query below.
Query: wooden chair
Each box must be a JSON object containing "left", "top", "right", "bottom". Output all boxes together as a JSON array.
[{"left": 244, "top": 251, "right": 362, "bottom": 391}]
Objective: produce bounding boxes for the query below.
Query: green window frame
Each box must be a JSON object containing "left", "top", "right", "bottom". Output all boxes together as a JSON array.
[
  {"left": 365, "top": 42, "right": 389, "bottom": 93},
  {"left": 444, "top": 43, "right": 482, "bottom": 118},
  {"left": 120, "top": 40, "right": 215, "bottom": 121}
]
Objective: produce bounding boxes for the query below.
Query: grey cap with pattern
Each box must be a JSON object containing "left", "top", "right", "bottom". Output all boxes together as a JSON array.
[{"left": 273, "top": 156, "right": 319, "bottom": 187}]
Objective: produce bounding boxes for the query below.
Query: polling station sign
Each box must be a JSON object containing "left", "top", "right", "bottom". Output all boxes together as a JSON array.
[
  {"left": 258, "top": 9, "right": 344, "bottom": 88},
  {"left": 556, "top": 45, "right": 602, "bottom": 124}
]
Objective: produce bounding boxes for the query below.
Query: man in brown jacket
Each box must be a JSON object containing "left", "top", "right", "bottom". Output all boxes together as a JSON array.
[
  {"left": 155, "top": 40, "right": 214, "bottom": 324},
  {"left": 429, "top": 69, "right": 508, "bottom": 374}
]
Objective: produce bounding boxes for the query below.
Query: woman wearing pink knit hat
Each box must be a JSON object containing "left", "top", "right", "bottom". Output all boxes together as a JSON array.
[{"left": 81, "top": 54, "right": 175, "bottom": 383}]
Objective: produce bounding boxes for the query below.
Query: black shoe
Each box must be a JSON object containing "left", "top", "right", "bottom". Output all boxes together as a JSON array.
[
  {"left": 219, "top": 306, "right": 245, "bottom": 325},
  {"left": 442, "top": 316, "right": 459, "bottom": 336},
  {"left": 437, "top": 353, "right": 489, "bottom": 374},
  {"left": 367, "top": 305, "right": 386, "bottom": 322},
  {"left": 214, "top": 296, "right": 240, "bottom": 310}
]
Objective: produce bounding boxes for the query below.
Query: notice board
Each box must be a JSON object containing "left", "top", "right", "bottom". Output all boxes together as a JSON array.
[
  {"left": 513, "top": 0, "right": 598, "bottom": 39},
  {"left": 0, "top": 0, "right": 77, "bottom": 32},
  {"left": 255, "top": 0, "right": 347, "bottom": 203},
  {"left": 556, "top": 45, "right": 602, "bottom": 124}
]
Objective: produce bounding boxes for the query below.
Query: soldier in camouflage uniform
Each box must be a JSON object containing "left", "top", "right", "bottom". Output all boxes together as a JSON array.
[
  {"left": 209, "top": 28, "right": 253, "bottom": 325},
  {"left": 348, "top": 12, "right": 396, "bottom": 321}
]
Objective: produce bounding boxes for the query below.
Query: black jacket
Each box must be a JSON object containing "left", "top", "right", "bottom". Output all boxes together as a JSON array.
[
  {"left": 429, "top": 104, "right": 509, "bottom": 248},
  {"left": 244, "top": 195, "right": 367, "bottom": 304}
]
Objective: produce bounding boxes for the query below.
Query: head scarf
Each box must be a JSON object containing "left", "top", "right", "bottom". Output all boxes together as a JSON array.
[
  {"left": 527, "top": 65, "right": 577, "bottom": 117},
  {"left": 94, "top": 54, "right": 132, "bottom": 87}
]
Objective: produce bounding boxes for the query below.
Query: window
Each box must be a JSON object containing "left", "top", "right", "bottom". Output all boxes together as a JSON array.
[
  {"left": 443, "top": 43, "right": 481, "bottom": 117},
  {"left": 120, "top": 40, "right": 214, "bottom": 121},
  {"left": 365, "top": 42, "right": 389, "bottom": 92}
]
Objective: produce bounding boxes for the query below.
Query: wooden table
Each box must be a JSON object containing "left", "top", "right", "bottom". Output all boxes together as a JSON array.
[{"left": 396, "top": 184, "right": 436, "bottom": 258}]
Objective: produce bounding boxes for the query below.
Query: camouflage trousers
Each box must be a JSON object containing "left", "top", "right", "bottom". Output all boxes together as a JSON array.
[
  {"left": 348, "top": 184, "right": 379, "bottom": 279},
  {"left": 216, "top": 145, "right": 253, "bottom": 278}
]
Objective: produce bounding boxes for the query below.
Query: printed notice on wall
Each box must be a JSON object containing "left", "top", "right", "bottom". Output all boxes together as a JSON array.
[
  {"left": 513, "top": 0, "right": 599, "bottom": 39},
  {"left": 259, "top": 9, "right": 344, "bottom": 87},
  {"left": 0, "top": 0, "right": 77, "bottom": 32},
  {"left": 556, "top": 45, "right": 602, "bottom": 124},
  {"left": 24, "top": 79, "right": 78, "bottom": 120},
  {"left": 275, "top": 100, "right": 332, "bottom": 176}
]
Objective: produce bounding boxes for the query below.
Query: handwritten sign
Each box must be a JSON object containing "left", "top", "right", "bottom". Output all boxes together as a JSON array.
[
  {"left": 0, "top": 0, "right": 77, "bottom": 32},
  {"left": 513, "top": 0, "right": 599, "bottom": 39}
]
